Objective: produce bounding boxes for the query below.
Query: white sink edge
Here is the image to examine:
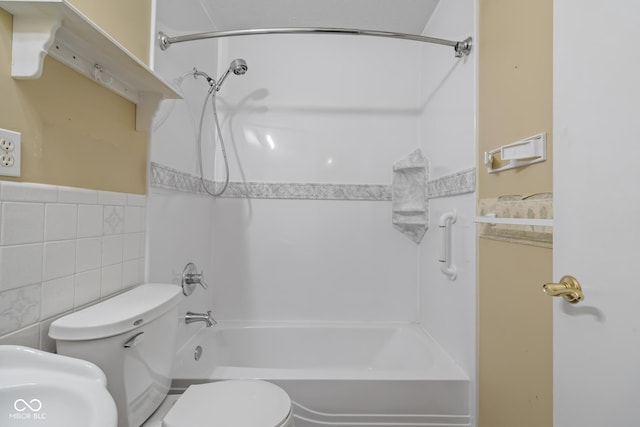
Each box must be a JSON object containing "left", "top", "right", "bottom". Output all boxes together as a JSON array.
[
  {"left": 0, "top": 345, "right": 117, "bottom": 427},
  {"left": 0, "top": 345, "right": 107, "bottom": 386}
]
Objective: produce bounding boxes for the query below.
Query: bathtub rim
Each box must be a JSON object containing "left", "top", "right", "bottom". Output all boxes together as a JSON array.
[{"left": 172, "top": 321, "right": 469, "bottom": 382}]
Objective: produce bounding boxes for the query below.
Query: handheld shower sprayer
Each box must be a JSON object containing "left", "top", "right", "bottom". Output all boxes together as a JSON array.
[
  {"left": 192, "top": 58, "right": 248, "bottom": 197},
  {"left": 193, "top": 59, "right": 248, "bottom": 93},
  {"left": 214, "top": 58, "right": 248, "bottom": 92},
  {"left": 230, "top": 58, "right": 248, "bottom": 75}
]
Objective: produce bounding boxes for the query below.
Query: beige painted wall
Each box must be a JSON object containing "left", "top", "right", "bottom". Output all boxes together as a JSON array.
[
  {"left": 0, "top": 8, "right": 148, "bottom": 194},
  {"left": 70, "top": 0, "right": 152, "bottom": 65},
  {"left": 479, "top": 0, "right": 552, "bottom": 197},
  {"left": 478, "top": 1, "right": 553, "bottom": 426}
]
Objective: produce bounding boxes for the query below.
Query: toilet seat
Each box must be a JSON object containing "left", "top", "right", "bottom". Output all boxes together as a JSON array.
[{"left": 162, "top": 380, "right": 293, "bottom": 427}]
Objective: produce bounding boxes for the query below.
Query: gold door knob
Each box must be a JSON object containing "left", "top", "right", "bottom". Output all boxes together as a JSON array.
[{"left": 542, "top": 275, "right": 584, "bottom": 304}]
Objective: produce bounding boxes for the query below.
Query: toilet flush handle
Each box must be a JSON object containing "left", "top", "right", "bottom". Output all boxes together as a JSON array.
[{"left": 123, "top": 332, "right": 145, "bottom": 349}]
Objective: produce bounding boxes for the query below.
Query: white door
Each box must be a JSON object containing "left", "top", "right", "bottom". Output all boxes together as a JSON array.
[{"left": 554, "top": 1, "right": 640, "bottom": 425}]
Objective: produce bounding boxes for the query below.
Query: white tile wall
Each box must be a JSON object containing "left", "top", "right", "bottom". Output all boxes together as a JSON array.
[
  {"left": 0, "top": 283, "right": 40, "bottom": 336},
  {"left": 124, "top": 206, "right": 142, "bottom": 233},
  {"left": 43, "top": 240, "right": 76, "bottom": 281},
  {"left": 98, "top": 191, "right": 127, "bottom": 206},
  {"left": 123, "top": 233, "right": 142, "bottom": 261},
  {"left": 1, "top": 202, "right": 45, "bottom": 245},
  {"left": 58, "top": 186, "right": 98, "bottom": 204},
  {"left": 122, "top": 259, "right": 140, "bottom": 288},
  {"left": 0, "top": 182, "right": 57, "bottom": 203},
  {"left": 76, "top": 238, "right": 102, "bottom": 272},
  {"left": 103, "top": 206, "right": 125, "bottom": 235},
  {"left": 74, "top": 269, "right": 101, "bottom": 307},
  {"left": 41, "top": 276, "right": 75, "bottom": 320},
  {"left": 102, "top": 235, "right": 124, "bottom": 266},
  {"left": 100, "top": 264, "right": 123, "bottom": 297},
  {"left": 0, "top": 181, "right": 147, "bottom": 349},
  {"left": 77, "top": 205, "right": 104, "bottom": 238},
  {"left": 0, "top": 244, "right": 43, "bottom": 291},
  {"left": 44, "top": 204, "right": 78, "bottom": 241}
]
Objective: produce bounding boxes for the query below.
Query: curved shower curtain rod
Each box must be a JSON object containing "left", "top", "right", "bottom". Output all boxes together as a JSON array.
[{"left": 158, "top": 28, "right": 472, "bottom": 58}]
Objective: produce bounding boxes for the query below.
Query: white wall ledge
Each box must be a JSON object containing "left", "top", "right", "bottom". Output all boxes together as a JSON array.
[{"left": 474, "top": 216, "right": 553, "bottom": 227}]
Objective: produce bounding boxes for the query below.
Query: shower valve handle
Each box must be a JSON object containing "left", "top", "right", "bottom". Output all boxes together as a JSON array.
[
  {"left": 185, "top": 272, "right": 207, "bottom": 289},
  {"left": 182, "top": 263, "right": 208, "bottom": 295}
]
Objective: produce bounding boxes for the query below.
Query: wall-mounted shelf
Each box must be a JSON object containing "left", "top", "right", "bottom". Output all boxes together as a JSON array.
[
  {"left": 0, "top": 0, "right": 182, "bottom": 131},
  {"left": 474, "top": 216, "right": 553, "bottom": 227}
]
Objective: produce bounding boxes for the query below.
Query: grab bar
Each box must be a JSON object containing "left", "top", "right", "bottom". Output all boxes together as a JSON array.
[{"left": 439, "top": 210, "right": 457, "bottom": 281}]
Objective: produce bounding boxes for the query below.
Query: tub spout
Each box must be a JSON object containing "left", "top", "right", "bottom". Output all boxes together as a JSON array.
[{"left": 185, "top": 311, "right": 217, "bottom": 327}]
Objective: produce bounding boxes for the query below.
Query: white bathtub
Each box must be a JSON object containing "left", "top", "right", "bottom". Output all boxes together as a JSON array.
[{"left": 171, "top": 322, "right": 470, "bottom": 427}]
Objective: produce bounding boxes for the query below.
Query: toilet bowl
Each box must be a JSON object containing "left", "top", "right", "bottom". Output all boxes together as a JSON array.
[
  {"left": 163, "top": 380, "right": 293, "bottom": 427},
  {"left": 49, "top": 284, "right": 294, "bottom": 427}
]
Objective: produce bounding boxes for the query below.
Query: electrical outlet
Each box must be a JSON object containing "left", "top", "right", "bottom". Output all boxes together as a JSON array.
[
  {"left": 1, "top": 154, "right": 14, "bottom": 167},
  {"left": 0, "top": 138, "right": 14, "bottom": 152},
  {"left": 0, "top": 128, "right": 21, "bottom": 177}
]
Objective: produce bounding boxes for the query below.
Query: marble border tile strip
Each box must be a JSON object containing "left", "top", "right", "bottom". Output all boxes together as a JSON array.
[
  {"left": 222, "top": 181, "right": 391, "bottom": 201},
  {"left": 151, "top": 162, "right": 476, "bottom": 201},
  {"left": 427, "top": 168, "right": 476, "bottom": 198},
  {"left": 150, "top": 162, "right": 391, "bottom": 200},
  {"left": 150, "top": 162, "right": 203, "bottom": 194}
]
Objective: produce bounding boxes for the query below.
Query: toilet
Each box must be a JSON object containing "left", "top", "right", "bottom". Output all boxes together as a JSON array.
[{"left": 48, "top": 284, "right": 294, "bottom": 427}]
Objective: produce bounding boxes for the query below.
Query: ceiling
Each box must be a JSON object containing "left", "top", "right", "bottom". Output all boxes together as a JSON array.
[{"left": 161, "top": 0, "right": 440, "bottom": 35}]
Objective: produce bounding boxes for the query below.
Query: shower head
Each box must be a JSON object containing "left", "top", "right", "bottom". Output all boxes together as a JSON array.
[
  {"left": 230, "top": 58, "right": 248, "bottom": 75},
  {"left": 215, "top": 58, "right": 248, "bottom": 91}
]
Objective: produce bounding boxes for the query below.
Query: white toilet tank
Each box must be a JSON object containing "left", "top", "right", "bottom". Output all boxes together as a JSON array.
[{"left": 49, "top": 284, "right": 182, "bottom": 427}]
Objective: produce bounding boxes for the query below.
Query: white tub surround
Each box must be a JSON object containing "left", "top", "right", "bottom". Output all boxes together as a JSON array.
[
  {"left": 171, "top": 322, "right": 470, "bottom": 427},
  {"left": 0, "top": 181, "right": 146, "bottom": 351},
  {"left": 149, "top": 1, "right": 477, "bottom": 423},
  {"left": 417, "top": 0, "right": 477, "bottom": 423}
]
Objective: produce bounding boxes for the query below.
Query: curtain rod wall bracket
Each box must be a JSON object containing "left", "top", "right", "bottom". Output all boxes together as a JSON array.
[
  {"left": 158, "top": 32, "right": 171, "bottom": 51},
  {"left": 454, "top": 37, "right": 473, "bottom": 58},
  {"left": 157, "top": 30, "right": 472, "bottom": 58}
]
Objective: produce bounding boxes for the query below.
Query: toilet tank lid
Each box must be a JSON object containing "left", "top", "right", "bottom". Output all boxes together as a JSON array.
[{"left": 49, "top": 284, "right": 182, "bottom": 341}]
